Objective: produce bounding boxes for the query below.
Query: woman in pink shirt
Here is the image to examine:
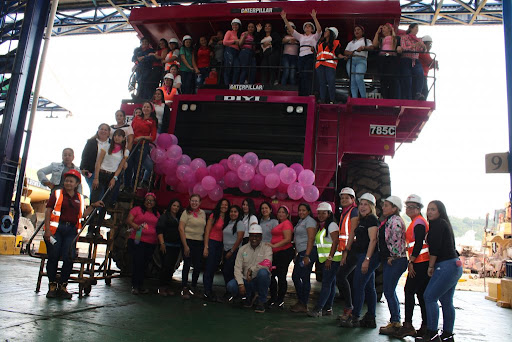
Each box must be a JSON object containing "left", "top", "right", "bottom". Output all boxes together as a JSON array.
[
  {"left": 268, "top": 206, "right": 295, "bottom": 309},
  {"left": 238, "top": 23, "right": 256, "bottom": 84},
  {"left": 202, "top": 198, "right": 230, "bottom": 301},
  {"left": 281, "top": 22, "right": 299, "bottom": 86},
  {"left": 223, "top": 18, "right": 242, "bottom": 85},
  {"left": 372, "top": 23, "right": 399, "bottom": 99},
  {"left": 126, "top": 192, "right": 160, "bottom": 294}
]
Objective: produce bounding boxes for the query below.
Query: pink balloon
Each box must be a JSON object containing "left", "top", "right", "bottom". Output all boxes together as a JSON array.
[
  {"left": 193, "top": 183, "right": 208, "bottom": 198},
  {"left": 265, "top": 173, "right": 280, "bottom": 189},
  {"left": 183, "top": 173, "right": 196, "bottom": 187},
  {"left": 165, "top": 173, "right": 179, "bottom": 186},
  {"left": 262, "top": 187, "right": 277, "bottom": 198},
  {"left": 176, "top": 164, "right": 191, "bottom": 181},
  {"left": 190, "top": 158, "right": 207, "bottom": 171},
  {"left": 150, "top": 148, "right": 166, "bottom": 164},
  {"left": 276, "top": 192, "right": 288, "bottom": 200},
  {"left": 303, "top": 185, "right": 320, "bottom": 202},
  {"left": 166, "top": 144, "right": 182, "bottom": 160},
  {"left": 290, "top": 163, "right": 304, "bottom": 176},
  {"left": 161, "top": 158, "right": 178, "bottom": 171},
  {"left": 272, "top": 163, "right": 287, "bottom": 175},
  {"left": 217, "top": 178, "right": 227, "bottom": 190},
  {"left": 250, "top": 174, "right": 265, "bottom": 191},
  {"left": 219, "top": 159, "right": 229, "bottom": 171},
  {"left": 201, "top": 175, "right": 217, "bottom": 191},
  {"left": 243, "top": 152, "right": 259, "bottom": 167},
  {"left": 287, "top": 182, "right": 305, "bottom": 200},
  {"left": 237, "top": 163, "right": 255, "bottom": 182},
  {"left": 208, "top": 185, "right": 223, "bottom": 201},
  {"left": 227, "top": 154, "right": 243, "bottom": 171},
  {"left": 178, "top": 154, "right": 191, "bottom": 165},
  {"left": 176, "top": 182, "right": 188, "bottom": 194},
  {"left": 224, "top": 171, "right": 240, "bottom": 188},
  {"left": 277, "top": 181, "right": 289, "bottom": 194},
  {"left": 195, "top": 167, "right": 209, "bottom": 182},
  {"left": 210, "top": 163, "right": 225, "bottom": 181},
  {"left": 258, "top": 159, "right": 274, "bottom": 176},
  {"left": 239, "top": 181, "right": 253, "bottom": 194},
  {"left": 298, "top": 169, "right": 315, "bottom": 186},
  {"left": 280, "top": 167, "right": 297, "bottom": 185},
  {"left": 156, "top": 133, "right": 173, "bottom": 149},
  {"left": 170, "top": 134, "right": 178, "bottom": 145}
]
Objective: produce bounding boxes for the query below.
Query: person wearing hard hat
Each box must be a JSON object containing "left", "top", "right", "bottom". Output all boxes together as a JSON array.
[
  {"left": 164, "top": 37, "right": 180, "bottom": 72},
  {"left": 336, "top": 187, "right": 359, "bottom": 322},
  {"left": 378, "top": 196, "right": 408, "bottom": 335},
  {"left": 340, "top": 193, "right": 380, "bottom": 328},
  {"left": 226, "top": 224, "right": 273, "bottom": 313},
  {"left": 281, "top": 9, "right": 322, "bottom": 96},
  {"left": 158, "top": 73, "right": 177, "bottom": 105},
  {"left": 418, "top": 35, "right": 439, "bottom": 100},
  {"left": 316, "top": 26, "right": 343, "bottom": 104},
  {"left": 307, "top": 202, "right": 342, "bottom": 317},
  {"left": 223, "top": 18, "right": 242, "bottom": 85},
  {"left": 179, "top": 35, "right": 199, "bottom": 94},
  {"left": 394, "top": 194, "right": 430, "bottom": 339},
  {"left": 281, "top": 21, "right": 299, "bottom": 86},
  {"left": 44, "top": 169, "right": 104, "bottom": 299},
  {"left": 344, "top": 25, "right": 374, "bottom": 98}
]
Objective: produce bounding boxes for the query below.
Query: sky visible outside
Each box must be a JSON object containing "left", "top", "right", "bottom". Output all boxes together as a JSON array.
[{"left": 27, "top": 25, "right": 510, "bottom": 220}]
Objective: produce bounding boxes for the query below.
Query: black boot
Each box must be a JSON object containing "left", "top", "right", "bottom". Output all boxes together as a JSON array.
[
  {"left": 440, "top": 331, "right": 454, "bottom": 342},
  {"left": 415, "top": 329, "right": 441, "bottom": 342}
]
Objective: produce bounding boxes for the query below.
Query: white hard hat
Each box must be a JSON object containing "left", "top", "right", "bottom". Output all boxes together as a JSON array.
[
  {"left": 359, "top": 193, "right": 376, "bottom": 205},
  {"left": 303, "top": 21, "right": 315, "bottom": 32},
  {"left": 164, "top": 73, "right": 174, "bottom": 80},
  {"left": 317, "top": 202, "right": 333, "bottom": 212},
  {"left": 422, "top": 35, "right": 433, "bottom": 42},
  {"left": 231, "top": 18, "right": 241, "bottom": 26},
  {"left": 248, "top": 224, "right": 263, "bottom": 234},
  {"left": 327, "top": 27, "right": 339, "bottom": 39},
  {"left": 339, "top": 187, "right": 355, "bottom": 197},
  {"left": 287, "top": 21, "right": 296, "bottom": 29},
  {"left": 405, "top": 194, "right": 423, "bottom": 207},
  {"left": 182, "top": 35, "right": 192, "bottom": 42},
  {"left": 383, "top": 195, "right": 403, "bottom": 211},
  {"left": 169, "top": 38, "right": 179, "bottom": 44}
]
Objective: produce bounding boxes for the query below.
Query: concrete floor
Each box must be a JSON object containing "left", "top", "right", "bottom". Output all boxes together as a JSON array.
[{"left": 0, "top": 255, "right": 511, "bottom": 342}]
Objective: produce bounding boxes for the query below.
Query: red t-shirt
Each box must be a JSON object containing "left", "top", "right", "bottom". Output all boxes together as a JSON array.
[
  {"left": 418, "top": 52, "right": 434, "bottom": 76},
  {"left": 196, "top": 46, "right": 211, "bottom": 68},
  {"left": 209, "top": 213, "right": 224, "bottom": 242},
  {"left": 131, "top": 115, "right": 157, "bottom": 141},
  {"left": 128, "top": 206, "right": 160, "bottom": 245},
  {"left": 271, "top": 220, "right": 293, "bottom": 253},
  {"left": 46, "top": 190, "right": 81, "bottom": 226}
]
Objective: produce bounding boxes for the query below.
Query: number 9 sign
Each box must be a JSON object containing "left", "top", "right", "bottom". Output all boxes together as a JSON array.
[{"left": 485, "top": 152, "right": 509, "bottom": 174}]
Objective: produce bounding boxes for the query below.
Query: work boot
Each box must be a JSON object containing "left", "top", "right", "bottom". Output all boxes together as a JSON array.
[
  {"left": 254, "top": 303, "right": 266, "bottom": 313},
  {"left": 290, "top": 302, "right": 308, "bottom": 313},
  {"left": 46, "top": 282, "right": 58, "bottom": 298},
  {"left": 337, "top": 308, "right": 352, "bottom": 321},
  {"left": 415, "top": 329, "right": 441, "bottom": 342},
  {"left": 394, "top": 322, "right": 417, "bottom": 338},
  {"left": 307, "top": 307, "right": 322, "bottom": 317},
  {"left": 359, "top": 313, "right": 377, "bottom": 328},
  {"left": 340, "top": 316, "right": 360, "bottom": 328},
  {"left": 416, "top": 323, "right": 428, "bottom": 337},
  {"left": 181, "top": 287, "right": 191, "bottom": 300},
  {"left": 440, "top": 331, "right": 454, "bottom": 342},
  {"left": 58, "top": 283, "right": 72, "bottom": 299},
  {"left": 379, "top": 322, "right": 402, "bottom": 335},
  {"left": 322, "top": 308, "right": 333, "bottom": 316}
]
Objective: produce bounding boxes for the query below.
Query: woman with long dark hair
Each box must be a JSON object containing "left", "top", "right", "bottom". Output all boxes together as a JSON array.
[
  {"left": 255, "top": 22, "right": 282, "bottom": 85},
  {"left": 241, "top": 198, "right": 258, "bottom": 244},
  {"left": 223, "top": 18, "right": 242, "bottom": 84},
  {"left": 151, "top": 88, "right": 171, "bottom": 134},
  {"left": 398, "top": 23, "right": 426, "bottom": 100},
  {"left": 203, "top": 198, "right": 230, "bottom": 301},
  {"left": 221, "top": 205, "right": 245, "bottom": 298},
  {"left": 316, "top": 27, "right": 343, "bottom": 104},
  {"left": 372, "top": 23, "right": 400, "bottom": 99},
  {"left": 259, "top": 201, "right": 278, "bottom": 243},
  {"left": 110, "top": 110, "right": 134, "bottom": 151},
  {"left": 196, "top": 36, "right": 212, "bottom": 87},
  {"left": 344, "top": 25, "right": 374, "bottom": 98},
  {"left": 178, "top": 194, "right": 206, "bottom": 299},
  {"left": 156, "top": 199, "right": 182, "bottom": 296},
  {"left": 80, "top": 123, "right": 111, "bottom": 192},
  {"left": 281, "top": 21, "right": 299, "bottom": 86},
  {"left": 238, "top": 23, "right": 257, "bottom": 84},
  {"left": 421, "top": 201, "right": 462, "bottom": 342}
]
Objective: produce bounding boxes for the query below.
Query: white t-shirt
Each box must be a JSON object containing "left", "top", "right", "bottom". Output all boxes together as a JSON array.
[
  {"left": 154, "top": 103, "right": 165, "bottom": 127},
  {"left": 96, "top": 139, "right": 110, "bottom": 161},
  {"left": 242, "top": 214, "right": 258, "bottom": 238},
  {"left": 110, "top": 124, "right": 134, "bottom": 139},
  {"left": 345, "top": 38, "right": 373, "bottom": 58},
  {"left": 100, "top": 148, "right": 129, "bottom": 173},
  {"left": 321, "top": 222, "right": 339, "bottom": 244},
  {"left": 173, "top": 75, "right": 182, "bottom": 89}
]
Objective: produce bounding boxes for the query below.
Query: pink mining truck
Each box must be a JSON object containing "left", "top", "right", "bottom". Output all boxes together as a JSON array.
[{"left": 120, "top": 0, "right": 435, "bottom": 215}]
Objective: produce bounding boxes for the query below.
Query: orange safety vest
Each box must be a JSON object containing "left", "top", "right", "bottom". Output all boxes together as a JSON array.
[
  {"left": 164, "top": 51, "right": 180, "bottom": 71},
  {"left": 47, "top": 189, "right": 85, "bottom": 235},
  {"left": 159, "top": 86, "right": 177, "bottom": 104},
  {"left": 405, "top": 215, "right": 429, "bottom": 263},
  {"left": 337, "top": 206, "right": 355, "bottom": 252},
  {"left": 316, "top": 40, "right": 341, "bottom": 69}
]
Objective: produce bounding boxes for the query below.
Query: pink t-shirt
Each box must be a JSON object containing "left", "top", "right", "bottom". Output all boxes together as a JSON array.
[
  {"left": 283, "top": 35, "right": 299, "bottom": 56},
  {"left": 292, "top": 30, "right": 321, "bottom": 57},
  {"left": 223, "top": 30, "right": 240, "bottom": 50},
  {"left": 271, "top": 220, "right": 293, "bottom": 253},
  {"left": 380, "top": 35, "right": 395, "bottom": 55},
  {"left": 209, "top": 213, "right": 224, "bottom": 242},
  {"left": 128, "top": 206, "right": 160, "bottom": 245},
  {"left": 241, "top": 32, "right": 255, "bottom": 50}
]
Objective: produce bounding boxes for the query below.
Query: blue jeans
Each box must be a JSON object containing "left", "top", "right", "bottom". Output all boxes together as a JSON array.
[
  {"left": 227, "top": 268, "right": 271, "bottom": 304},
  {"left": 352, "top": 253, "right": 380, "bottom": 318},
  {"left": 383, "top": 256, "right": 408, "bottom": 322},
  {"left": 196, "top": 67, "right": 209, "bottom": 88},
  {"left": 298, "top": 54, "right": 315, "bottom": 96},
  {"left": 291, "top": 248, "right": 317, "bottom": 305},
  {"left": 316, "top": 65, "right": 337, "bottom": 102},
  {"left": 223, "top": 47, "right": 240, "bottom": 85},
  {"left": 84, "top": 172, "right": 95, "bottom": 196},
  {"left": 281, "top": 54, "right": 298, "bottom": 86},
  {"left": 124, "top": 142, "right": 152, "bottom": 188},
  {"left": 400, "top": 58, "right": 424, "bottom": 100},
  {"left": 46, "top": 223, "right": 77, "bottom": 283},
  {"left": 222, "top": 249, "right": 238, "bottom": 286},
  {"left": 314, "top": 260, "right": 340, "bottom": 310},
  {"left": 203, "top": 239, "right": 223, "bottom": 295},
  {"left": 181, "top": 71, "right": 195, "bottom": 94},
  {"left": 238, "top": 48, "right": 256, "bottom": 84},
  {"left": 423, "top": 258, "right": 463, "bottom": 333},
  {"left": 346, "top": 57, "right": 367, "bottom": 98}
]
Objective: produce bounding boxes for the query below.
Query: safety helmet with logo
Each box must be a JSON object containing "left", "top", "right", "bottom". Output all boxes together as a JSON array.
[
  {"left": 317, "top": 202, "right": 333, "bottom": 212},
  {"left": 248, "top": 224, "right": 263, "bottom": 234},
  {"left": 359, "top": 193, "right": 376, "bottom": 205},
  {"left": 303, "top": 21, "right": 316, "bottom": 32},
  {"left": 182, "top": 35, "right": 192, "bottom": 43},
  {"left": 405, "top": 194, "right": 423, "bottom": 208},
  {"left": 64, "top": 169, "right": 81, "bottom": 183},
  {"left": 169, "top": 38, "right": 179, "bottom": 45},
  {"left": 339, "top": 187, "right": 355, "bottom": 198},
  {"left": 326, "top": 27, "right": 339, "bottom": 39},
  {"left": 164, "top": 73, "right": 174, "bottom": 80},
  {"left": 231, "top": 18, "right": 241, "bottom": 26},
  {"left": 422, "top": 35, "right": 433, "bottom": 43},
  {"left": 383, "top": 195, "right": 403, "bottom": 211}
]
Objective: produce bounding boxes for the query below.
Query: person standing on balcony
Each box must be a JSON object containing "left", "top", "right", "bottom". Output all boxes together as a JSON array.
[
  {"left": 209, "top": 30, "right": 225, "bottom": 71},
  {"left": 316, "top": 26, "right": 343, "bottom": 104},
  {"left": 37, "top": 147, "right": 82, "bottom": 194},
  {"left": 158, "top": 73, "right": 177, "bottom": 106},
  {"left": 281, "top": 10, "right": 321, "bottom": 96},
  {"left": 147, "top": 38, "right": 169, "bottom": 91},
  {"left": 281, "top": 21, "right": 299, "bottom": 86},
  {"left": 180, "top": 35, "right": 199, "bottom": 94},
  {"left": 164, "top": 38, "right": 180, "bottom": 73},
  {"left": 132, "top": 37, "right": 155, "bottom": 100},
  {"left": 418, "top": 35, "right": 438, "bottom": 100},
  {"left": 344, "top": 25, "right": 374, "bottom": 98},
  {"left": 223, "top": 19, "right": 242, "bottom": 84},
  {"left": 110, "top": 110, "right": 134, "bottom": 151},
  {"left": 255, "top": 22, "right": 282, "bottom": 85},
  {"left": 397, "top": 23, "right": 426, "bottom": 100},
  {"left": 80, "top": 123, "right": 111, "bottom": 193},
  {"left": 196, "top": 36, "right": 213, "bottom": 88},
  {"left": 372, "top": 23, "right": 400, "bottom": 99},
  {"left": 238, "top": 23, "right": 257, "bottom": 84}
]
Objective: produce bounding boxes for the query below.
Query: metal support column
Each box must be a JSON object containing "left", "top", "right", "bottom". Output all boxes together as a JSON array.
[
  {"left": 0, "top": 0, "right": 51, "bottom": 232},
  {"left": 505, "top": 1, "right": 512, "bottom": 201}
]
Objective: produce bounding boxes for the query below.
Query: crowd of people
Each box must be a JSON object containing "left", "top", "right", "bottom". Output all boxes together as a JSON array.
[{"left": 132, "top": 13, "right": 438, "bottom": 104}]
